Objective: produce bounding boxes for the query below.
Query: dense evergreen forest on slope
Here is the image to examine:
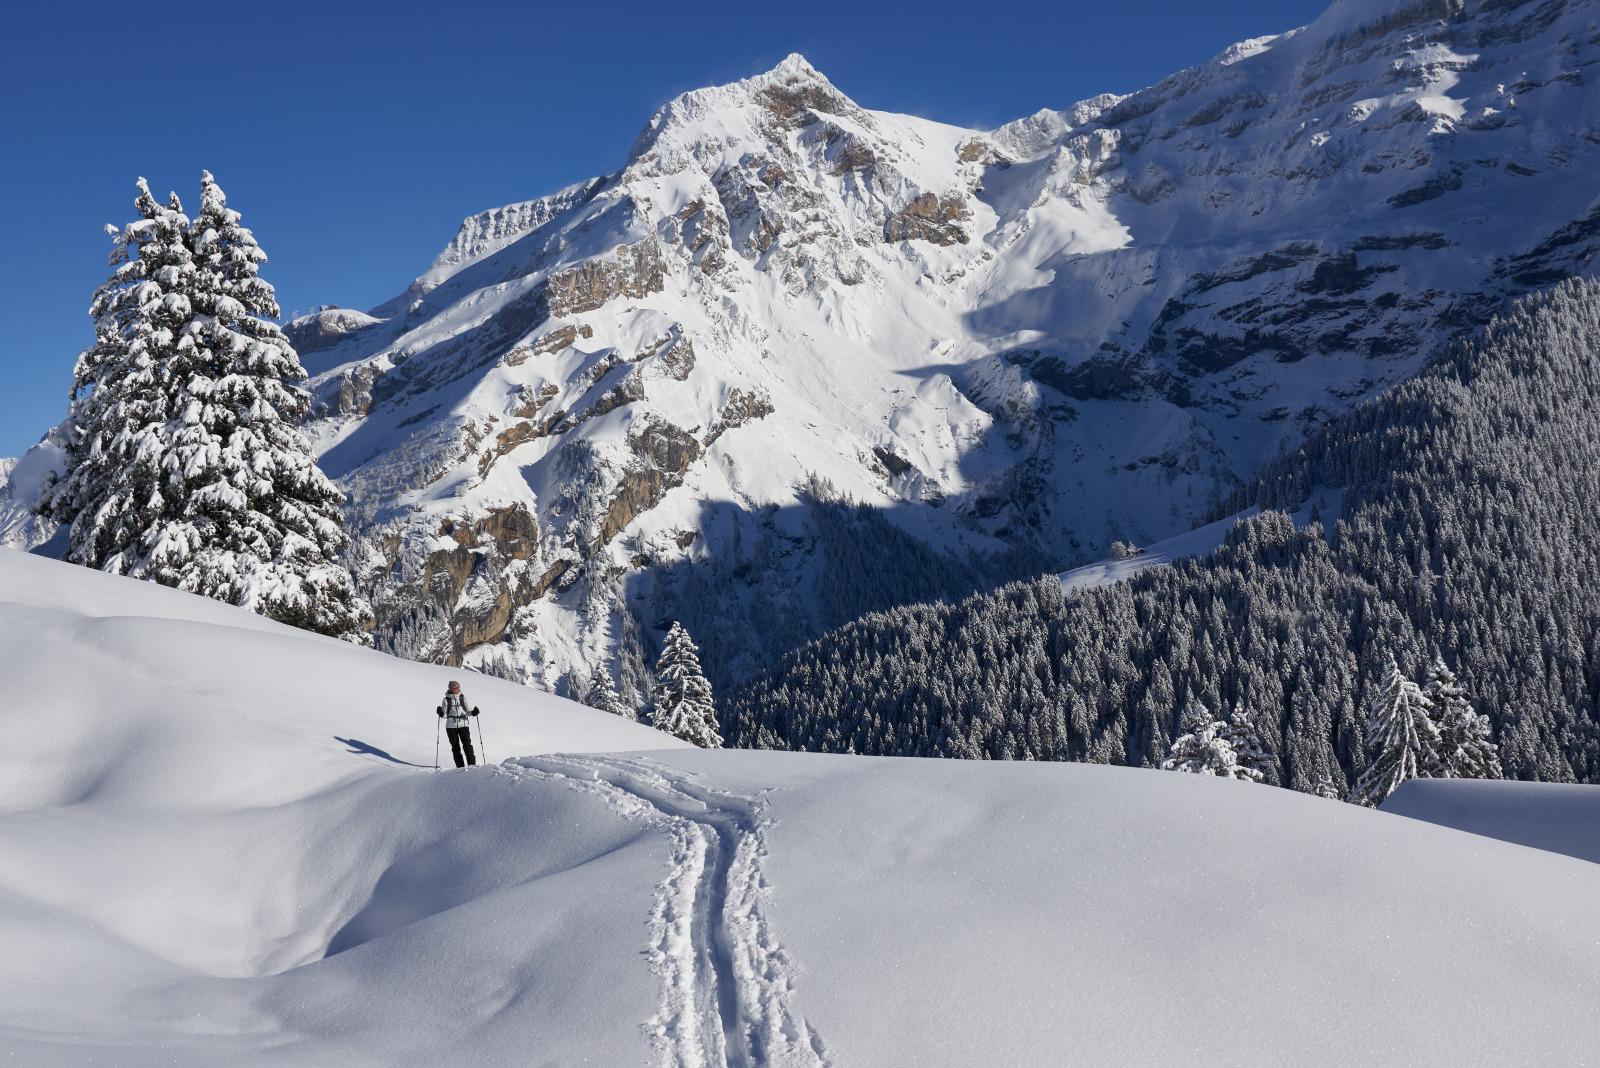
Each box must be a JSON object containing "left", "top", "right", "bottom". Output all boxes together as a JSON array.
[{"left": 726, "top": 281, "right": 1600, "bottom": 790}]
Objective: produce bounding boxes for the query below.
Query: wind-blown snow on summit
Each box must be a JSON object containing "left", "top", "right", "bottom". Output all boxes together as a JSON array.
[{"left": 289, "top": 0, "right": 1600, "bottom": 693}]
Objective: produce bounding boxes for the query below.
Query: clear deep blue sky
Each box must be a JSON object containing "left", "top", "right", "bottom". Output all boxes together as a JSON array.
[{"left": 0, "top": 0, "right": 1329, "bottom": 457}]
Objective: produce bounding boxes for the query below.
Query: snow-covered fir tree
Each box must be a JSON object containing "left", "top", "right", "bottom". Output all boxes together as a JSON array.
[
  {"left": 1348, "top": 659, "right": 1442, "bottom": 806},
  {"left": 44, "top": 175, "right": 366, "bottom": 639},
  {"left": 1221, "top": 704, "right": 1272, "bottom": 782},
  {"left": 1161, "top": 701, "right": 1259, "bottom": 780},
  {"left": 652, "top": 621, "right": 721, "bottom": 747},
  {"left": 45, "top": 180, "right": 191, "bottom": 575},
  {"left": 586, "top": 665, "right": 635, "bottom": 721},
  {"left": 166, "top": 172, "right": 365, "bottom": 636},
  {"left": 1424, "top": 658, "right": 1503, "bottom": 780}
]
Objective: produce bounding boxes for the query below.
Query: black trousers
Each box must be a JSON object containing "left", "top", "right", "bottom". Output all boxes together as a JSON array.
[{"left": 446, "top": 725, "right": 477, "bottom": 768}]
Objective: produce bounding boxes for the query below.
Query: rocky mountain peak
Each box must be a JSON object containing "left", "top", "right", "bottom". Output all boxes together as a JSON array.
[
  {"left": 284, "top": 0, "right": 1600, "bottom": 703},
  {"left": 766, "top": 51, "right": 823, "bottom": 80},
  {"left": 624, "top": 51, "right": 864, "bottom": 175}
]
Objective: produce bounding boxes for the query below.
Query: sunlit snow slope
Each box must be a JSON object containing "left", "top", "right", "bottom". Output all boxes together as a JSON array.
[
  {"left": 0, "top": 548, "right": 685, "bottom": 1065},
  {"left": 3, "top": 549, "right": 1600, "bottom": 1065}
]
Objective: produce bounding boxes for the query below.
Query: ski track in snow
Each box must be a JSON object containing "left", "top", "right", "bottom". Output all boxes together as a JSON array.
[{"left": 504, "top": 754, "right": 830, "bottom": 1068}]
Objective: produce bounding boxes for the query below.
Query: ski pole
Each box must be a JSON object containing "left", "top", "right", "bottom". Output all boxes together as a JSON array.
[
  {"left": 434, "top": 717, "right": 441, "bottom": 771},
  {"left": 475, "top": 712, "right": 487, "bottom": 766}
]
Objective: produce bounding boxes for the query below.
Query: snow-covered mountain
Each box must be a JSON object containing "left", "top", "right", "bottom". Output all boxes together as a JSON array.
[
  {"left": 291, "top": 0, "right": 1600, "bottom": 694},
  {"left": 0, "top": 455, "right": 56, "bottom": 552},
  {"left": 5, "top": 547, "right": 1599, "bottom": 1065}
]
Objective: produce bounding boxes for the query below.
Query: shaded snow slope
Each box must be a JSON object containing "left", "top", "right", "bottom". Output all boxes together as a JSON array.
[
  {"left": 1383, "top": 778, "right": 1600, "bottom": 865},
  {"left": 289, "top": 0, "right": 1600, "bottom": 699},
  {"left": 4, "top": 551, "right": 1600, "bottom": 1064}
]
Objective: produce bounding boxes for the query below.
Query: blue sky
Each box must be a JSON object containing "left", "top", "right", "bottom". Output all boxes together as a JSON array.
[{"left": 0, "top": 0, "right": 1329, "bottom": 457}]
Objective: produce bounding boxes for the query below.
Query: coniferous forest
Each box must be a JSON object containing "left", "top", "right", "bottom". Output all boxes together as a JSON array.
[{"left": 726, "top": 280, "right": 1600, "bottom": 792}]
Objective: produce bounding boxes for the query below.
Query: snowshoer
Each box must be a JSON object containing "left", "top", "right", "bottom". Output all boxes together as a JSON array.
[{"left": 436, "top": 681, "right": 479, "bottom": 768}]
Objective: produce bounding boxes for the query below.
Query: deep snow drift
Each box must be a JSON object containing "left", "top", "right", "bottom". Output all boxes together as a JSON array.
[{"left": 3, "top": 549, "right": 1599, "bottom": 1065}]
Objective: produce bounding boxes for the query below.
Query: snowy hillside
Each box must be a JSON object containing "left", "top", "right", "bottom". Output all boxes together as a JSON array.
[
  {"left": 0, "top": 546, "right": 683, "bottom": 1063},
  {"left": 287, "top": 0, "right": 1600, "bottom": 695},
  {"left": 4, "top": 546, "right": 1600, "bottom": 1065}
]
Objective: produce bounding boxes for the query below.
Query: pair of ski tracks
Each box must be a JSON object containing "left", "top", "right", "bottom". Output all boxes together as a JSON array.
[{"left": 504, "top": 754, "right": 831, "bottom": 1068}]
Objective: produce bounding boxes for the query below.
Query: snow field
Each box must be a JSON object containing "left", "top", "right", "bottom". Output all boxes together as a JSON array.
[{"left": 4, "top": 548, "right": 1600, "bottom": 1065}]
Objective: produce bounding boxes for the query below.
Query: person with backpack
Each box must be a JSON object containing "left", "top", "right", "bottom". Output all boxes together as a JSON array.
[{"left": 436, "top": 680, "right": 480, "bottom": 768}]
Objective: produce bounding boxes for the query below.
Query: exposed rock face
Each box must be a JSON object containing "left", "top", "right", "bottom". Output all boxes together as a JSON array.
[
  {"left": 376, "top": 503, "right": 544, "bottom": 663},
  {"left": 333, "top": 363, "right": 379, "bottom": 416},
  {"left": 598, "top": 421, "right": 702, "bottom": 547},
  {"left": 703, "top": 388, "right": 775, "bottom": 446},
  {"left": 871, "top": 445, "right": 914, "bottom": 477},
  {"left": 584, "top": 370, "right": 647, "bottom": 422},
  {"left": 504, "top": 323, "right": 593, "bottom": 367},
  {"left": 677, "top": 198, "right": 730, "bottom": 273},
  {"left": 511, "top": 382, "right": 560, "bottom": 419},
  {"left": 304, "top": 9, "right": 1600, "bottom": 695},
  {"left": 443, "top": 505, "right": 539, "bottom": 559},
  {"left": 658, "top": 336, "right": 695, "bottom": 381},
  {"left": 479, "top": 416, "right": 558, "bottom": 478},
  {"left": 884, "top": 193, "right": 970, "bottom": 245},
  {"left": 545, "top": 240, "right": 666, "bottom": 317},
  {"left": 957, "top": 139, "right": 989, "bottom": 163},
  {"left": 757, "top": 67, "right": 867, "bottom": 129}
]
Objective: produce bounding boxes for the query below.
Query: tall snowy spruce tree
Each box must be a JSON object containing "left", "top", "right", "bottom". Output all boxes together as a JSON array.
[
  {"left": 1424, "top": 659, "right": 1503, "bottom": 780},
  {"left": 44, "top": 181, "right": 188, "bottom": 578},
  {"left": 1348, "top": 659, "right": 1441, "bottom": 806},
  {"left": 44, "top": 175, "right": 365, "bottom": 639},
  {"left": 652, "top": 622, "right": 721, "bottom": 747},
  {"left": 1161, "top": 702, "right": 1259, "bottom": 780}
]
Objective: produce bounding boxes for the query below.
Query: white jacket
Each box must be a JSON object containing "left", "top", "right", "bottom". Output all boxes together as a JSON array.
[{"left": 438, "top": 692, "right": 474, "bottom": 728}]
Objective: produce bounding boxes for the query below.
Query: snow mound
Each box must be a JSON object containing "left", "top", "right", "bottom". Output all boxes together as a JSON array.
[
  {"left": 1383, "top": 778, "right": 1600, "bottom": 866},
  {"left": 3, "top": 550, "right": 1599, "bottom": 1064}
]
